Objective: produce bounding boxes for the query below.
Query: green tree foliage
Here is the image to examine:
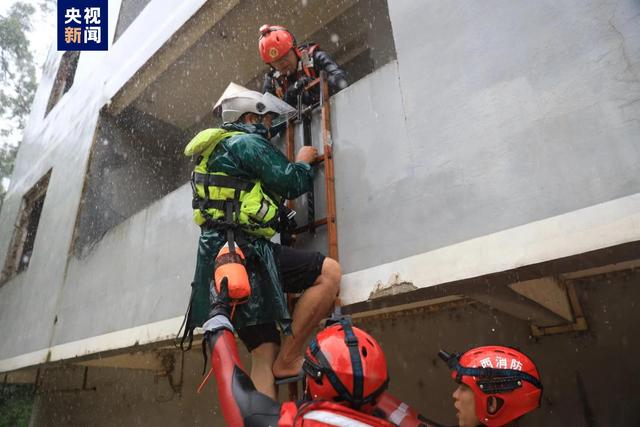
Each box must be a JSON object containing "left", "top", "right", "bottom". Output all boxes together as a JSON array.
[
  {"left": 0, "top": 2, "right": 46, "bottom": 209},
  {"left": 0, "top": 384, "right": 34, "bottom": 427},
  {"left": 0, "top": 145, "right": 18, "bottom": 206},
  {"left": 0, "top": 2, "right": 37, "bottom": 139}
]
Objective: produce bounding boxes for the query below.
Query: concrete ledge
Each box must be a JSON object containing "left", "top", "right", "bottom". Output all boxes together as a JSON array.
[
  {"left": 340, "top": 192, "right": 640, "bottom": 305},
  {"left": 0, "top": 316, "right": 184, "bottom": 373}
]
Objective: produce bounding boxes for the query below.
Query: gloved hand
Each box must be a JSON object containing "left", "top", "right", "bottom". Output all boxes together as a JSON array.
[
  {"left": 208, "top": 277, "right": 231, "bottom": 320},
  {"left": 201, "top": 277, "right": 234, "bottom": 376},
  {"left": 293, "top": 75, "right": 312, "bottom": 92},
  {"left": 285, "top": 76, "right": 313, "bottom": 105},
  {"left": 267, "top": 119, "right": 287, "bottom": 140}
]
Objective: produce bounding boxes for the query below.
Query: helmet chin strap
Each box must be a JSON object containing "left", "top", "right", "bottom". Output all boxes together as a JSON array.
[{"left": 303, "top": 318, "right": 388, "bottom": 408}]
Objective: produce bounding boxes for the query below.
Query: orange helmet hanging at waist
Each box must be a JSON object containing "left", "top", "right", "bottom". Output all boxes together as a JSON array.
[{"left": 214, "top": 243, "right": 251, "bottom": 311}]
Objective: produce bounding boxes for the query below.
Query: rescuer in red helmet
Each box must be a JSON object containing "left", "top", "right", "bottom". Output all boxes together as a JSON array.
[
  {"left": 258, "top": 24, "right": 348, "bottom": 107},
  {"left": 201, "top": 280, "right": 442, "bottom": 426},
  {"left": 439, "top": 347, "right": 543, "bottom": 426}
]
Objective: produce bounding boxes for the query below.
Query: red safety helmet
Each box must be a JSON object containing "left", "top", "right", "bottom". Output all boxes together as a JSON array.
[
  {"left": 258, "top": 24, "right": 295, "bottom": 63},
  {"left": 302, "top": 319, "right": 389, "bottom": 408},
  {"left": 439, "top": 346, "right": 543, "bottom": 426}
]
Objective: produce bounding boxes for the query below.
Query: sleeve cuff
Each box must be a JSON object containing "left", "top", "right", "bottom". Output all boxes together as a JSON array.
[{"left": 202, "top": 315, "right": 235, "bottom": 333}]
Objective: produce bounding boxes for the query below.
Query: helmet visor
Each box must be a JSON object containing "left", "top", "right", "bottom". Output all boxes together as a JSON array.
[{"left": 261, "top": 92, "right": 296, "bottom": 124}]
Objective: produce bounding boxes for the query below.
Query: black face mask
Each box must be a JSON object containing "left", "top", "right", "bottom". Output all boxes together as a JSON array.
[{"left": 267, "top": 119, "right": 288, "bottom": 139}]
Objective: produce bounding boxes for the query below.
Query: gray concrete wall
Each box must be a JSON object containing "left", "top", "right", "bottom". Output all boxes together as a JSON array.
[
  {"left": 326, "top": 0, "right": 640, "bottom": 273},
  {"left": 0, "top": 0, "right": 208, "bottom": 362},
  {"left": 0, "top": 87, "right": 100, "bottom": 360},
  {"left": 52, "top": 184, "right": 197, "bottom": 346},
  {"left": 28, "top": 270, "right": 640, "bottom": 426},
  {"left": 28, "top": 349, "right": 240, "bottom": 427}
]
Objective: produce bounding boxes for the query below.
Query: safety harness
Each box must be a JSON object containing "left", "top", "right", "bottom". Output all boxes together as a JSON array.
[
  {"left": 190, "top": 169, "right": 282, "bottom": 237},
  {"left": 302, "top": 318, "right": 389, "bottom": 409},
  {"left": 439, "top": 350, "right": 543, "bottom": 394},
  {"left": 194, "top": 172, "right": 262, "bottom": 225}
]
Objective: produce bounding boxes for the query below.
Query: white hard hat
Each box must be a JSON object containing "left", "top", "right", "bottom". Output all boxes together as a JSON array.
[
  {"left": 220, "top": 90, "right": 266, "bottom": 123},
  {"left": 214, "top": 82, "right": 296, "bottom": 123},
  {"left": 213, "top": 82, "right": 249, "bottom": 116}
]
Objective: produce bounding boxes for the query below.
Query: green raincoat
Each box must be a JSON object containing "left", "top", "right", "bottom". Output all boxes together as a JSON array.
[{"left": 184, "top": 123, "right": 313, "bottom": 339}]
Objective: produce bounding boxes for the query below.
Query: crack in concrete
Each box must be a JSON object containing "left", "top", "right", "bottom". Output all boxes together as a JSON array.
[
  {"left": 608, "top": 3, "right": 640, "bottom": 84},
  {"left": 620, "top": 97, "right": 640, "bottom": 109},
  {"left": 594, "top": 48, "right": 616, "bottom": 64}
]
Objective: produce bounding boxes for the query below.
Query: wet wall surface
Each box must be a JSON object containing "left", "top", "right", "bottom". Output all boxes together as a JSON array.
[
  {"left": 0, "top": 0, "right": 209, "bottom": 361},
  {"left": 329, "top": 0, "right": 640, "bottom": 273}
]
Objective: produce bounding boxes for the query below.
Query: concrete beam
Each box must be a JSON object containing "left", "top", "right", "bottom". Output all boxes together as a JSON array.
[
  {"left": 108, "top": 0, "right": 240, "bottom": 116},
  {"left": 3, "top": 367, "right": 38, "bottom": 384},
  {"left": 75, "top": 350, "right": 167, "bottom": 372},
  {"left": 465, "top": 286, "right": 567, "bottom": 327},
  {"left": 530, "top": 282, "right": 589, "bottom": 337},
  {"left": 509, "top": 277, "right": 574, "bottom": 322},
  {"left": 560, "top": 259, "right": 640, "bottom": 280},
  {"left": 349, "top": 295, "right": 468, "bottom": 320}
]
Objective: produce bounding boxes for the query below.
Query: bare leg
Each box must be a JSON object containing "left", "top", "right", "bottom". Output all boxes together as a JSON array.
[
  {"left": 249, "top": 342, "right": 279, "bottom": 399},
  {"left": 272, "top": 257, "right": 341, "bottom": 379}
]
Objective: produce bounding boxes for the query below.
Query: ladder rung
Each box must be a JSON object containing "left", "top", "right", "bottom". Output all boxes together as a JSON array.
[
  {"left": 300, "top": 102, "right": 320, "bottom": 116},
  {"left": 303, "top": 78, "right": 321, "bottom": 91}
]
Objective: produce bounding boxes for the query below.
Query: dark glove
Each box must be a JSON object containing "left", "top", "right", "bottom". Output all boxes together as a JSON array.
[
  {"left": 278, "top": 204, "right": 298, "bottom": 233},
  {"left": 208, "top": 277, "right": 231, "bottom": 319},
  {"left": 201, "top": 277, "right": 233, "bottom": 373},
  {"left": 267, "top": 119, "right": 288, "bottom": 140},
  {"left": 285, "top": 76, "right": 313, "bottom": 105},
  {"left": 293, "top": 75, "right": 312, "bottom": 92}
]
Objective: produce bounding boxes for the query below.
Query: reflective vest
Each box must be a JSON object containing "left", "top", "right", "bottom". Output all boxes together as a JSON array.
[{"left": 186, "top": 129, "right": 281, "bottom": 239}]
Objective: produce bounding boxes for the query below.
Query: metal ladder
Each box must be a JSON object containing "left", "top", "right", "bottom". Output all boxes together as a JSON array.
[{"left": 283, "top": 71, "right": 339, "bottom": 400}]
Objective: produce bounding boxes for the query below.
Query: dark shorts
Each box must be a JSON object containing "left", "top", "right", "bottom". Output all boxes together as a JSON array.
[{"left": 237, "top": 244, "right": 325, "bottom": 352}]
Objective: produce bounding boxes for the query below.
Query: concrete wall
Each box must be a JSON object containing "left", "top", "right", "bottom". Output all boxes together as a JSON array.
[
  {"left": 52, "top": 185, "right": 197, "bottom": 347},
  {"left": 328, "top": 0, "right": 640, "bottom": 273},
  {"left": 0, "top": 0, "right": 209, "bottom": 364},
  {"left": 28, "top": 350, "right": 239, "bottom": 427},
  {"left": 28, "top": 269, "right": 640, "bottom": 426}
]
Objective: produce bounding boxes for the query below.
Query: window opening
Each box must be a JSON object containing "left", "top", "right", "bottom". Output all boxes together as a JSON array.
[
  {"left": 113, "top": 0, "right": 153, "bottom": 43},
  {"left": 45, "top": 51, "right": 80, "bottom": 116},
  {"left": 72, "top": 108, "right": 188, "bottom": 257},
  {"left": 1, "top": 170, "right": 51, "bottom": 283}
]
